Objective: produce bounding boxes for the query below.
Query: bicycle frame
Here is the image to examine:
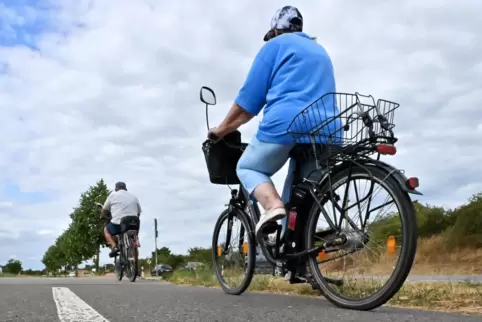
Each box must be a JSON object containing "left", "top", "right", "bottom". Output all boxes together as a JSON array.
[{"left": 223, "top": 166, "right": 322, "bottom": 269}]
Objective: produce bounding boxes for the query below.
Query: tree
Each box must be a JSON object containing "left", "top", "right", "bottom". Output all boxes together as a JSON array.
[
  {"left": 67, "top": 179, "right": 111, "bottom": 271},
  {"left": 41, "top": 179, "right": 110, "bottom": 274},
  {"left": 58, "top": 226, "right": 85, "bottom": 273},
  {"left": 42, "top": 243, "right": 66, "bottom": 275},
  {"left": 3, "top": 259, "right": 22, "bottom": 274},
  {"left": 187, "top": 247, "right": 211, "bottom": 263}
]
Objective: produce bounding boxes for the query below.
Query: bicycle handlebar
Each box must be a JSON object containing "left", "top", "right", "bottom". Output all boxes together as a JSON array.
[{"left": 207, "top": 131, "right": 221, "bottom": 142}]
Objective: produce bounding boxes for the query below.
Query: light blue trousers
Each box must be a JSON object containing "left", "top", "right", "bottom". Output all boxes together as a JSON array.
[{"left": 236, "top": 136, "right": 321, "bottom": 233}]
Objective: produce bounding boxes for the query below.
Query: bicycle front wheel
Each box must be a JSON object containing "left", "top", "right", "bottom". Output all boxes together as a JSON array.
[
  {"left": 212, "top": 208, "right": 256, "bottom": 295},
  {"left": 306, "top": 164, "right": 418, "bottom": 310},
  {"left": 115, "top": 255, "right": 123, "bottom": 281}
]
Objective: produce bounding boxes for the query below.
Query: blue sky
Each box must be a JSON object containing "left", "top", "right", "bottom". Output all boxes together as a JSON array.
[
  {"left": 1, "top": 0, "right": 53, "bottom": 209},
  {"left": 1, "top": 0, "right": 481, "bottom": 271},
  {"left": 0, "top": 0, "right": 55, "bottom": 49}
]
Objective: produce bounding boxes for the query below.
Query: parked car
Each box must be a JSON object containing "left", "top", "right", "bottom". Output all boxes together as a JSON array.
[
  {"left": 68, "top": 271, "right": 76, "bottom": 277},
  {"left": 183, "top": 262, "right": 204, "bottom": 271},
  {"left": 151, "top": 264, "right": 173, "bottom": 276}
]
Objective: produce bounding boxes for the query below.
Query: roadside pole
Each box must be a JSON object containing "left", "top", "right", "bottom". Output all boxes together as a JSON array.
[{"left": 154, "top": 218, "right": 158, "bottom": 276}]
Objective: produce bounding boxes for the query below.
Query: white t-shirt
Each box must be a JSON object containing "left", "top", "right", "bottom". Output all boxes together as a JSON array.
[{"left": 103, "top": 190, "right": 142, "bottom": 225}]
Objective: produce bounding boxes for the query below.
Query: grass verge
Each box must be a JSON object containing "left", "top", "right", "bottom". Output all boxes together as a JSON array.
[
  {"left": 0, "top": 273, "right": 16, "bottom": 277},
  {"left": 164, "top": 269, "right": 482, "bottom": 315}
]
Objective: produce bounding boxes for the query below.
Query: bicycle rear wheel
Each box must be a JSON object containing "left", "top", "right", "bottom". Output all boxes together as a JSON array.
[
  {"left": 212, "top": 208, "right": 256, "bottom": 295},
  {"left": 124, "top": 234, "right": 138, "bottom": 283},
  {"left": 306, "top": 165, "right": 417, "bottom": 310}
]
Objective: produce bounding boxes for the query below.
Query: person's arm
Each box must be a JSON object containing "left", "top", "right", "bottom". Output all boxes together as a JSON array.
[
  {"left": 102, "top": 194, "right": 112, "bottom": 219},
  {"left": 215, "top": 103, "right": 254, "bottom": 137},
  {"left": 215, "top": 44, "right": 276, "bottom": 137},
  {"left": 136, "top": 198, "right": 142, "bottom": 217}
]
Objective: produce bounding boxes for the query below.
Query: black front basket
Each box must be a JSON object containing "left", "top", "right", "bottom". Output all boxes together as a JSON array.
[{"left": 202, "top": 130, "right": 246, "bottom": 185}]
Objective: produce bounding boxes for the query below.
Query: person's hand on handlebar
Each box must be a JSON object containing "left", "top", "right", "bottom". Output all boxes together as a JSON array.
[{"left": 207, "top": 127, "right": 223, "bottom": 143}]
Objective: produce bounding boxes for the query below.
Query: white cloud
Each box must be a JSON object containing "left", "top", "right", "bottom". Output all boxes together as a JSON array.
[
  {"left": 0, "top": 0, "right": 481, "bottom": 269},
  {"left": 36, "top": 229, "right": 54, "bottom": 236}
]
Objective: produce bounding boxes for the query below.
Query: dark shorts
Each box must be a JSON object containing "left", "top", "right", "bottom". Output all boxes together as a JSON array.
[{"left": 106, "top": 222, "right": 121, "bottom": 235}]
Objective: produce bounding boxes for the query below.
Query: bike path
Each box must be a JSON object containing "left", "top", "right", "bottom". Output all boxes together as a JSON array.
[{"left": 0, "top": 277, "right": 480, "bottom": 321}]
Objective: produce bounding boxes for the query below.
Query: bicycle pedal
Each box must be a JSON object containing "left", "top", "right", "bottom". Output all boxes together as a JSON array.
[
  {"left": 289, "top": 275, "right": 307, "bottom": 285},
  {"left": 260, "top": 222, "right": 278, "bottom": 235}
]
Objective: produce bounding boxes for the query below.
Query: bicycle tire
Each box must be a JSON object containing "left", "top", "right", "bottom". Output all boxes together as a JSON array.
[
  {"left": 115, "top": 255, "right": 123, "bottom": 281},
  {"left": 124, "top": 235, "right": 138, "bottom": 283},
  {"left": 305, "top": 165, "right": 418, "bottom": 310},
  {"left": 212, "top": 208, "right": 256, "bottom": 295}
]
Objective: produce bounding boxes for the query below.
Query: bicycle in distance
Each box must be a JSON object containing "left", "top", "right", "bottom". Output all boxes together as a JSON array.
[
  {"left": 96, "top": 202, "right": 140, "bottom": 283},
  {"left": 200, "top": 86, "right": 421, "bottom": 311}
]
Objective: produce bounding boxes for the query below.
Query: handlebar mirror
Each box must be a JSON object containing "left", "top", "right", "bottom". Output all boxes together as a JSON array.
[{"left": 200, "top": 86, "right": 216, "bottom": 106}]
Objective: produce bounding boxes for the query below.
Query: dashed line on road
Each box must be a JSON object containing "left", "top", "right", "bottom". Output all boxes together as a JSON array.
[{"left": 52, "top": 287, "right": 109, "bottom": 322}]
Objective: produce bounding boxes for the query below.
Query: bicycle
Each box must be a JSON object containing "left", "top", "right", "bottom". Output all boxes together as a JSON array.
[
  {"left": 97, "top": 203, "right": 140, "bottom": 283},
  {"left": 114, "top": 216, "right": 140, "bottom": 282},
  {"left": 200, "top": 86, "right": 421, "bottom": 311}
]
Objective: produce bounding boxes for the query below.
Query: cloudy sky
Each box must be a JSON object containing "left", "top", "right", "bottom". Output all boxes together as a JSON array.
[{"left": 0, "top": 0, "right": 480, "bottom": 269}]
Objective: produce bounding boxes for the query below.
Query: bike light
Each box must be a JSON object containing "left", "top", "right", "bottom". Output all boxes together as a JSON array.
[
  {"left": 386, "top": 235, "right": 396, "bottom": 256},
  {"left": 376, "top": 144, "right": 397, "bottom": 155},
  {"left": 406, "top": 177, "right": 419, "bottom": 189},
  {"left": 288, "top": 210, "right": 297, "bottom": 231},
  {"left": 217, "top": 246, "right": 222, "bottom": 257}
]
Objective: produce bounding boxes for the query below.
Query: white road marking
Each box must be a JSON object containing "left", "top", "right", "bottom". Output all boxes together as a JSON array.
[{"left": 52, "top": 287, "right": 109, "bottom": 322}]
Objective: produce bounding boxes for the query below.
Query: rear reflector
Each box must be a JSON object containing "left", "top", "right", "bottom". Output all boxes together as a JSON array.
[
  {"left": 318, "top": 250, "right": 326, "bottom": 261},
  {"left": 406, "top": 177, "right": 419, "bottom": 189},
  {"left": 387, "top": 235, "right": 396, "bottom": 256},
  {"left": 288, "top": 210, "right": 297, "bottom": 231},
  {"left": 376, "top": 144, "right": 397, "bottom": 155}
]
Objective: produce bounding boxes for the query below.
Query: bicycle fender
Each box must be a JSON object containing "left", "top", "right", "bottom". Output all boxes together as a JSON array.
[
  {"left": 359, "top": 159, "right": 423, "bottom": 195},
  {"left": 316, "top": 159, "right": 422, "bottom": 196}
]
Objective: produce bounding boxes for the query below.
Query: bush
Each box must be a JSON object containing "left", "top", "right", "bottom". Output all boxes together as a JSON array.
[
  {"left": 413, "top": 202, "right": 453, "bottom": 238},
  {"left": 444, "top": 193, "right": 482, "bottom": 248}
]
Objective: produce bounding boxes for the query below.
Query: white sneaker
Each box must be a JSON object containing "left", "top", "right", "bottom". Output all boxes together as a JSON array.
[{"left": 255, "top": 208, "right": 286, "bottom": 241}]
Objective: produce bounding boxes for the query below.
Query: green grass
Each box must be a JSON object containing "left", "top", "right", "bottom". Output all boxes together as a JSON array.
[{"left": 0, "top": 273, "right": 16, "bottom": 277}]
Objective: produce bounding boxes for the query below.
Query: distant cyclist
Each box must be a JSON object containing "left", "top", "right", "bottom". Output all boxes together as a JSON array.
[{"left": 101, "top": 182, "right": 142, "bottom": 257}]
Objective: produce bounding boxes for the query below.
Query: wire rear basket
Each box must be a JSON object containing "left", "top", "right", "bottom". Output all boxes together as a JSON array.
[{"left": 287, "top": 92, "right": 399, "bottom": 149}]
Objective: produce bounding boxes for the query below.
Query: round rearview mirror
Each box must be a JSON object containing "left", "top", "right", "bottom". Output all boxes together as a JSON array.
[{"left": 200, "top": 86, "right": 216, "bottom": 105}]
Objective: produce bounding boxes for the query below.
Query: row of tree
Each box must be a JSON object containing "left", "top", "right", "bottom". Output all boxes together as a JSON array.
[{"left": 41, "top": 179, "right": 110, "bottom": 275}]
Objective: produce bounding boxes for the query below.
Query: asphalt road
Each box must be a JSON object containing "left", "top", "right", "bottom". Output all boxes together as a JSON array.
[{"left": 0, "top": 277, "right": 480, "bottom": 322}]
